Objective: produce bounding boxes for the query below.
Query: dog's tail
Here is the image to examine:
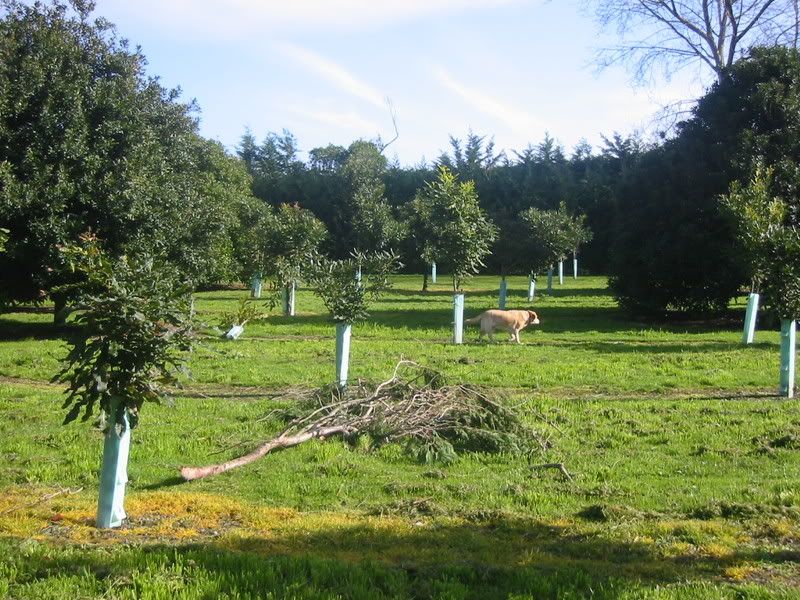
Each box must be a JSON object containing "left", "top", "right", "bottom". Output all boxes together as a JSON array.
[{"left": 464, "top": 315, "right": 481, "bottom": 325}]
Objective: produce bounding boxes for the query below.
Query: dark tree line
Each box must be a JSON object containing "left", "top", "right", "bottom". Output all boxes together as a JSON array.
[{"left": 235, "top": 129, "right": 634, "bottom": 275}]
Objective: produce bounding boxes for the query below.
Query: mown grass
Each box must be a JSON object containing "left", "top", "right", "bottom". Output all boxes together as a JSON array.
[{"left": 0, "top": 275, "right": 797, "bottom": 599}]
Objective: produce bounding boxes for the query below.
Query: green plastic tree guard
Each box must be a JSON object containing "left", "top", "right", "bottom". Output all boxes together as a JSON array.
[
  {"left": 499, "top": 277, "right": 507, "bottom": 310},
  {"left": 547, "top": 268, "right": 553, "bottom": 293},
  {"left": 558, "top": 261, "right": 564, "bottom": 285},
  {"left": 282, "top": 281, "right": 296, "bottom": 316},
  {"left": 528, "top": 276, "right": 535, "bottom": 302},
  {"left": 335, "top": 322, "right": 352, "bottom": 388},
  {"left": 431, "top": 262, "right": 437, "bottom": 284},
  {"left": 96, "top": 400, "right": 131, "bottom": 528},
  {"left": 573, "top": 255, "right": 578, "bottom": 279},
  {"left": 742, "top": 293, "right": 760, "bottom": 344},
  {"left": 453, "top": 293, "right": 464, "bottom": 344},
  {"left": 779, "top": 319, "right": 796, "bottom": 398},
  {"left": 250, "top": 273, "right": 262, "bottom": 299}
]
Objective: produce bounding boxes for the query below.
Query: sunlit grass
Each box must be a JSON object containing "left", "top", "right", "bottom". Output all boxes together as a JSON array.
[{"left": 0, "top": 275, "right": 796, "bottom": 598}]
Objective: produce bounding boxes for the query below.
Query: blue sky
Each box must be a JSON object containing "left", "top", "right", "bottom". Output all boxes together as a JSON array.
[{"left": 96, "top": 0, "right": 707, "bottom": 165}]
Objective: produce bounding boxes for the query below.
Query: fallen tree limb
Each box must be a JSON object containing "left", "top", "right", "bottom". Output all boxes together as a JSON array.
[
  {"left": 181, "top": 425, "right": 352, "bottom": 481},
  {"left": 180, "top": 361, "right": 547, "bottom": 482}
]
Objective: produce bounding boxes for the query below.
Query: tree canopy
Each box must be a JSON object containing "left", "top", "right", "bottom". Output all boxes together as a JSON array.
[
  {"left": 0, "top": 0, "right": 252, "bottom": 309},
  {"left": 412, "top": 167, "right": 497, "bottom": 292}
]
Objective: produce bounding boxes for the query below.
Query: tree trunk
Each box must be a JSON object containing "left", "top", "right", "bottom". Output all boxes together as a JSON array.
[
  {"left": 180, "top": 425, "right": 352, "bottom": 481},
  {"left": 53, "top": 294, "right": 68, "bottom": 325},
  {"left": 422, "top": 272, "right": 429, "bottom": 292}
]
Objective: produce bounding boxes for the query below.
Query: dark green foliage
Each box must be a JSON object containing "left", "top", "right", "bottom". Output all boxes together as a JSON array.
[
  {"left": 52, "top": 233, "right": 193, "bottom": 429},
  {"left": 412, "top": 167, "right": 497, "bottom": 291},
  {"left": 609, "top": 138, "right": 746, "bottom": 315},
  {"left": 264, "top": 203, "right": 328, "bottom": 287},
  {"left": 306, "top": 251, "right": 401, "bottom": 323},
  {"left": 723, "top": 167, "right": 800, "bottom": 320},
  {"left": 519, "top": 205, "right": 576, "bottom": 277},
  {"left": 608, "top": 48, "right": 800, "bottom": 316},
  {"left": 0, "top": 0, "right": 250, "bottom": 306},
  {"left": 341, "top": 141, "right": 405, "bottom": 255}
]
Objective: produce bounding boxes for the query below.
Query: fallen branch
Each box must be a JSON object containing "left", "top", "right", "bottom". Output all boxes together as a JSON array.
[
  {"left": 181, "top": 425, "right": 352, "bottom": 481},
  {"left": 0, "top": 487, "right": 84, "bottom": 516},
  {"left": 531, "top": 462, "right": 573, "bottom": 482},
  {"left": 180, "top": 361, "right": 546, "bottom": 482}
]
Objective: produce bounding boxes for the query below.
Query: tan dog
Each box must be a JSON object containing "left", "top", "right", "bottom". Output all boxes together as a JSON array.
[{"left": 464, "top": 309, "right": 540, "bottom": 344}]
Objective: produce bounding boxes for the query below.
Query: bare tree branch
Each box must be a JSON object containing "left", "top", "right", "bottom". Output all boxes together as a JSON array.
[
  {"left": 378, "top": 97, "right": 399, "bottom": 155},
  {"left": 585, "top": 0, "right": 800, "bottom": 83}
]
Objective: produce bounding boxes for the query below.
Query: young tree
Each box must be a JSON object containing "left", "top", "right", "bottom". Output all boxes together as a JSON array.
[
  {"left": 562, "top": 203, "right": 594, "bottom": 275},
  {"left": 340, "top": 141, "right": 404, "bottom": 257},
  {"left": 263, "top": 203, "right": 328, "bottom": 314},
  {"left": 723, "top": 166, "right": 800, "bottom": 395},
  {"left": 519, "top": 207, "right": 575, "bottom": 280},
  {"left": 53, "top": 233, "right": 194, "bottom": 527},
  {"left": 585, "top": 0, "right": 800, "bottom": 83},
  {"left": 413, "top": 167, "right": 497, "bottom": 292},
  {"left": 306, "top": 251, "right": 401, "bottom": 386}
]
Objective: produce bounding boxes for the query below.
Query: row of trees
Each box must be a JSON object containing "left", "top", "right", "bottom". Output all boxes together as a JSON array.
[{"left": 2, "top": 1, "right": 798, "bottom": 328}]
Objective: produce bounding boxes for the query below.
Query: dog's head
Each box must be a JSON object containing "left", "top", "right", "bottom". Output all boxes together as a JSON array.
[{"left": 527, "top": 311, "right": 540, "bottom": 325}]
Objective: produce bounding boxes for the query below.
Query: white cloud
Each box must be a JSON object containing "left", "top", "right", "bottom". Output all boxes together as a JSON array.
[
  {"left": 285, "top": 105, "right": 382, "bottom": 133},
  {"left": 276, "top": 43, "right": 385, "bottom": 109},
  {"left": 431, "top": 66, "right": 543, "bottom": 132},
  {"left": 100, "top": 0, "right": 522, "bottom": 39}
]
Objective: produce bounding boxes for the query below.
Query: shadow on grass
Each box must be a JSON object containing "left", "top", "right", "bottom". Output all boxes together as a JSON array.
[
  {"left": 0, "top": 318, "right": 75, "bottom": 341},
  {"left": 227, "top": 306, "right": 715, "bottom": 337},
  {"left": 139, "top": 476, "right": 186, "bottom": 491},
  {"left": 6, "top": 515, "right": 795, "bottom": 597},
  {"left": 568, "top": 340, "right": 746, "bottom": 354}
]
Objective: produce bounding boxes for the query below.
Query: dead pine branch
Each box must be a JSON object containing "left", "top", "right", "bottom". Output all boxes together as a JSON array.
[{"left": 180, "top": 361, "right": 548, "bottom": 482}]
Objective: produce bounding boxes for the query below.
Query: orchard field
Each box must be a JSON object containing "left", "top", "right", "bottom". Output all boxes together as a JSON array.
[{"left": 0, "top": 275, "right": 798, "bottom": 599}]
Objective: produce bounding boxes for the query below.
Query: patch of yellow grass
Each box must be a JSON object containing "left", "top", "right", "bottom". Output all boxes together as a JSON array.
[
  {"left": 700, "top": 542, "right": 734, "bottom": 559},
  {"left": 723, "top": 563, "right": 758, "bottom": 582},
  {"left": 663, "top": 541, "right": 693, "bottom": 557},
  {"left": 756, "top": 519, "right": 795, "bottom": 540}
]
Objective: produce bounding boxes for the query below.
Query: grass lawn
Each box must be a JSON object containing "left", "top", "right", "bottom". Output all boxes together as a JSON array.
[{"left": 0, "top": 275, "right": 798, "bottom": 599}]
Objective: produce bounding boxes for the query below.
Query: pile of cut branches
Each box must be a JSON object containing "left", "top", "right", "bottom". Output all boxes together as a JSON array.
[{"left": 180, "top": 361, "right": 547, "bottom": 481}]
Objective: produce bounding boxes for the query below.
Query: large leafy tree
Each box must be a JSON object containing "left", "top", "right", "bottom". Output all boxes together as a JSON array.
[
  {"left": 0, "top": 0, "right": 245, "bottom": 311},
  {"left": 609, "top": 46, "right": 799, "bottom": 315}
]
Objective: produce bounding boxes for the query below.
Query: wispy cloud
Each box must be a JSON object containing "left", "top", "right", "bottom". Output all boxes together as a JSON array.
[
  {"left": 431, "top": 66, "right": 541, "bottom": 131},
  {"left": 101, "top": 0, "right": 522, "bottom": 39},
  {"left": 276, "top": 43, "right": 385, "bottom": 109},
  {"left": 285, "top": 106, "right": 381, "bottom": 133}
]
